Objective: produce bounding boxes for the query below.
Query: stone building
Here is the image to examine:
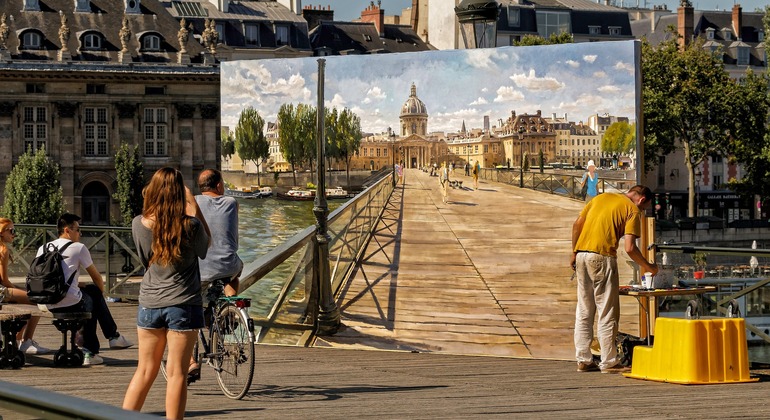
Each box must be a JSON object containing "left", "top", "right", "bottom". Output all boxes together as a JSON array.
[{"left": 497, "top": 110, "right": 556, "bottom": 169}]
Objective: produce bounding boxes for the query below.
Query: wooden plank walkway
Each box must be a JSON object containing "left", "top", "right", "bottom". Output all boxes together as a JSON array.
[
  {"left": 2, "top": 302, "right": 770, "bottom": 419},
  {"left": 319, "top": 168, "right": 641, "bottom": 359}
]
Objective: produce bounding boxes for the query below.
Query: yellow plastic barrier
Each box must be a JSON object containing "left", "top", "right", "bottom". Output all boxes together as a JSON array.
[{"left": 624, "top": 317, "right": 758, "bottom": 384}]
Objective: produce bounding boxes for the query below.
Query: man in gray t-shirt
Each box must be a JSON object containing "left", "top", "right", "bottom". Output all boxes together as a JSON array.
[{"left": 195, "top": 169, "right": 243, "bottom": 297}]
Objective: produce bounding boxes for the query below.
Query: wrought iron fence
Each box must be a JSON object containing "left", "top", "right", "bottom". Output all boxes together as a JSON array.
[{"left": 478, "top": 168, "right": 633, "bottom": 199}]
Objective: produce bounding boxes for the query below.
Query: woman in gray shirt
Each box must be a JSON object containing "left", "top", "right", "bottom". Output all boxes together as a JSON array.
[{"left": 123, "top": 167, "right": 210, "bottom": 420}]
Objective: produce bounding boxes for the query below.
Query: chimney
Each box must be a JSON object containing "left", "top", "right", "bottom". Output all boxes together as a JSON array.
[
  {"left": 302, "top": 4, "right": 334, "bottom": 31},
  {"left": 677, "top": 2, "right": 693, "bottom": 49},
  {"left": 361, "top": 1, "right": 385, "bottom": 37},
  {"left": 732, "top": 4, "right": 742, "bottom": 40}
]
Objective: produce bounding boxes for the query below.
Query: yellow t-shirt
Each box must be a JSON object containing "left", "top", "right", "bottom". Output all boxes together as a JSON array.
[{"left": 574, "top": 193, "right": 642, "bottom": 257}]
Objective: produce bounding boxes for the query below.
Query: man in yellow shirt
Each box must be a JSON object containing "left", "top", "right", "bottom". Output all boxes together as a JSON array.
[{"left": 571, "top": 185, "right": 658, "bottom": 374}]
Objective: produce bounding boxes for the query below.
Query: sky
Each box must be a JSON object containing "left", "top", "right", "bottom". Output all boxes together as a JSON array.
[
  {"left": 322, "top": 0, "right": 767, "bottom": 22},
  {"left": 220, "top": 41, "right": 638, "bottom": 136}
]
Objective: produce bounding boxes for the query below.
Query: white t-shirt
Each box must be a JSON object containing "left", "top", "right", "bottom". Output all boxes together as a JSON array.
[{"left": 35, "top": 238, "right": 94, "bottom": 309}]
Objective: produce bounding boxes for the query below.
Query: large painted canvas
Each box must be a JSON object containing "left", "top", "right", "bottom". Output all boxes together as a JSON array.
[{"left": 221, "top": 40, "right": 640, "bottom": 179}]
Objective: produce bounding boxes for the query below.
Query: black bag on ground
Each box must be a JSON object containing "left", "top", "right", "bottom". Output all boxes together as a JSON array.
[{"left": 26, "top": 241, "right": 76, "bottom": 304}]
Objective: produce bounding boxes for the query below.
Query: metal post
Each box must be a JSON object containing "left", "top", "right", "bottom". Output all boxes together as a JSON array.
[
  {"left": 391, "top": 133, "right": 396, "bottom": 187},
  {"left": 519, "top": 133, "right": 524, "bottom": 188},
  {"left": 313, "top": 58, "right": 340, "bottom": 335}
]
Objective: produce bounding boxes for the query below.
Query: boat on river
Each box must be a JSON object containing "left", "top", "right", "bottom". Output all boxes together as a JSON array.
[
  {"left": 276, "top": 187, "right": 352, "bottom": 201},
  {"left": 225, "top": 186, "right": 272, "bottom": 199}
]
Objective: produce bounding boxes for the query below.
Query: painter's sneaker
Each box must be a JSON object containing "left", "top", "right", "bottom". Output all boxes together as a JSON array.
[
  {"left": 82, "top": 351, "right": 103, "bottom": 366},
  {"left": 19, "top": 339, "right": 51, "bottom": 355},
  {"left": 109, "top": 335, "right": 133, "bottom": 349}
]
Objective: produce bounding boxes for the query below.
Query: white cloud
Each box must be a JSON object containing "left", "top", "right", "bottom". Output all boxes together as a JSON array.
[
  {"left": 593, "top": 71, "right": 607, "bottom": 78},
  {"left": 566, "top": 60, "right": 580, "bottom": 68},
  {"left": 470, "top": 97, "right": 488, "bottom": 105},
  {"left": 557, "top": 95, "right": 605, "bottom": 115},
  {"left": 493, "top": 86, "right": 525, "bottom": 102},
  {"left": 326, "top": 93, "right": 347, "bottom": 109},
  {"left": 481, "top": 87, "right": 489, "bottom": 93},
  {"left": 464, "top": 49, "right": 511, "bottom": 69},
  {"left": 583, "top": 55, "right": 597, "bottom": 63},
  {"left": 598, "top": 85, "right": 621, "bottom": 94},
  {"left": 614, "top": 61, "right": 634, "bottom": 73},
  {"left": 510, "top": 69, "right": 565, "bottom": 91},
  {"left": 364, "top": 86, "right": 387, "bottom": 105}
]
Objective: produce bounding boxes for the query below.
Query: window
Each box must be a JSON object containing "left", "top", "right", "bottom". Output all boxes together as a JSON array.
[
  {"left": 23, "top": 106, "right": 47, "bottom": 152},
  {"left": 87, "top": 84, "right": 106, "bottom": 94},
  {"left": 507, "top": 7, "right": 520, "bottom": 27},
  {"left": 535, "top": 11, "right": 570, "bottom": 39},
  {"left": 22, "top": 31, "right": 41, "bottom": 49},
  {"left": 26, "top": 83, "right": 45, "bottom": 93},
  {"left": 145, "top": 86, "right": 166, "bottom": 95},
  {"left": 376, "top": 148, "right": 380, "bottom": 157},
  {"left": 737, "top": 46, "right": 750, "bottom": 65},
  {"left": 216, "top": 23, "right": 225, "bottom": 43},
  {"left": 245, "top": 24, "right": 259, "bottom": 46},
  {"left": 608, "top": 27, "right": 621, "bottom": 36},
  {"left": 83, "top": 33, "right": 101, "bottom": 50},
  {"left": 760, "top": 30, "right": 765, "bottom": 42},
  {"left": 142, "top": 35, "right": 161, "bottom": 51},
  {"left": 144, "top": 108, "right": 167, "bottom": 156},
  {"left": 276, "top": 25, "right": 289, "bottom": 46},
  {"left": 706, "top": 28, "right": 715, "bottom": 40},
  {"left": 723, "top": 29, "right": 732, "bottom": 41},
  {"left": 588, "top": 26, "right": 600, "bottom": 35},
  {"left": 84, "top": 107, "right": 108, "bottom": 156}
]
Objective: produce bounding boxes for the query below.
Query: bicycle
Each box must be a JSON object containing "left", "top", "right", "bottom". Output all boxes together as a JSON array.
[{"left": 160, "top": 279, "right": 256, "bottom": 399}]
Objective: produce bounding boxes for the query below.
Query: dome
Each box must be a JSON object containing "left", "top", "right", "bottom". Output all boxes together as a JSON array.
[{"left": 400, "top": 83, "right": 427, "bottom": 117}]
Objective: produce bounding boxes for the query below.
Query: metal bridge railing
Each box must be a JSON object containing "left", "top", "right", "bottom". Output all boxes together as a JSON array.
[
  {"left": 479, "top": 168, "right": 632, "bottom": 199},
  {"left": 8, "top": 224, "right": 140, "bottom": 300},
  {"left": 237, "top": 173, "right": 393, "bottom": 345}
]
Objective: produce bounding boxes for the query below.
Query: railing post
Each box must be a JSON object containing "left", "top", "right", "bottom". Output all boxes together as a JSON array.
[
  {"left": 313, "top": 58, "right": 341, "bottom": 335},
  {"left": 104, "top": 232, "right": 111, "bottom": 295}
]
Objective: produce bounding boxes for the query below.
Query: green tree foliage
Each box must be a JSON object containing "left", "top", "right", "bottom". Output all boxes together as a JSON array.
[
  {"left": 235, "top": 107, "right": 269, "bottom": 185},
  {"left": 514, "top": 32, "right": 573, "bottom": 46},
  {"left": 277, "top": 103, "right": 302, "bottom": 186},
  {"left": 641, "top": 34, "right": 766, "bottom": 217},
  {"left": 113, "top": 143, "right": 144, "bottom": 226},
  {"left": 2, "top": 147, "right": 64, "bottom": 224},
  {"left": 336, "top": 108, "right": 362, "bottom": 186},
  {"left": 221, "top": 128, "right": 235, "bottom": 163},
  {"left": 296, "top": 104, "right": 318, "bottom": 178},
  {"left": 602, "top": 121, "right": 636, "bottom": 158},
  {"left": 325, "top": 108, "right": 341, "bottom": 170}
]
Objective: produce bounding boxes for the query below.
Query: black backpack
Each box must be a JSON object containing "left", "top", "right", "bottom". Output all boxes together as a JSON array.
[{"left": 26, "top": 241, "right": 76, "bottom": 304}]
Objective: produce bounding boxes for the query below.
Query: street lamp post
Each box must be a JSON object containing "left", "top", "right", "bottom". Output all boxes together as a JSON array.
[
  {"left": 313, "top": 58, "right": 340, "bottom": 335},
  {"left": 518, "top": 127, "right": 525, "bottom": 188},
  {"left": 390, "top": 130, "right": 396, "bottom": 187},
  {"left": 455, "top": 0, "right": 500, "bottom": 49}
]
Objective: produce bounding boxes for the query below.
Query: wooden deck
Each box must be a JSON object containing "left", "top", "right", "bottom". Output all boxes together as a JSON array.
[
  {"left": 5, "top": 169, "right": 770, "bottom": 418},
  {"left": 2, "top": 301, "right": 770, "bottom": 419},
  {"left": 319, "top": 168, "right": 642, "bottom": 359}
]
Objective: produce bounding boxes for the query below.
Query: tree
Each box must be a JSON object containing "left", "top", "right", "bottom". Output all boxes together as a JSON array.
[
  {"left": 277, "top": 103, "right": 302, "bottom": 186},
  {"left": 538, "top": 149, "right": 545, "bottom": 173},
  {"left": 221, "top": 128, "right": 235, "bottom": 163},
  {"left": 514, "top": 32, "right": 573, "bottom": 46},
  {"left": 296, "top": 103, "right": 317, "bottom": 181},
  {"left": 337, "top": 108, "right": 362, "bottom": 187},
  {"left": 3, "top": 147, "right": 64, "bottom": 225},
  {"left": 602, "top": 121, "right": 636, "bottom": 162},
  {"left": 113, "top": 143, "right": 144, "bottom": 226},
  {"left": 325, "top": 108, "right": 341, "bottom": 171},
  {"left": 235, "top": 107, "right": 269, "bottom": 186},
  {"left": 641, "top": 34, "right": 765, "bottom": 217}
]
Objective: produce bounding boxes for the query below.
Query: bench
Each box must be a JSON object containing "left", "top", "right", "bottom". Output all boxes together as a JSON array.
[{"left": 0, "top": 304, "right": 90, "bottom": 368}]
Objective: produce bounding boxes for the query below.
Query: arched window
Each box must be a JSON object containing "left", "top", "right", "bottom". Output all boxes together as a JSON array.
[
  {"left": 21, "top": 31, "right": 42, "bottom": 49},
  {"left": 83, "top": 33, "right": 101, "bottom": 50},
  {"left": 142, "top": 34, "right": 161, "bottom": 51}
]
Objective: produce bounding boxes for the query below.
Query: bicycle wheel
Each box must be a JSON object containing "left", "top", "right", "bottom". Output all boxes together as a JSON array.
[{"left": 211, "top": 304, "right": 255, "bottom": 399}]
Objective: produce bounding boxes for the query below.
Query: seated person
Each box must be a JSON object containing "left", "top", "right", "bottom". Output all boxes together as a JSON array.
[
  {"left": 37, "top": 213, "right": 133, "bottom": 365},
  {"left": 0, "top": 218, "right": 49, "bottom": 354}
]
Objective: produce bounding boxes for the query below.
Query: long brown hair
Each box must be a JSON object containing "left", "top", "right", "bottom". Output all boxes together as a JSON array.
[
  {"left": 0, "top": 217, "right": 13, "bottom": 262},
  {"left": 141, "top": 168, "right": 193, "bottom": 266}
]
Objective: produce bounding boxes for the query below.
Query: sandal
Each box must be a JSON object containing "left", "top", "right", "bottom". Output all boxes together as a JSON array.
[{"left": 187, "top": 364, "right": 201, "bottom": 385}]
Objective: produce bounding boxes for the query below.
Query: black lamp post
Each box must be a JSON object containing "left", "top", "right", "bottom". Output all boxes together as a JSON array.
[
  {"left": 390, "top": 130, "right": 397, "bottom": 187},
  {"left": 455, "top": 0, "right": 500, "bottom": 49},
  {"left": 518, "top": 126, "right": 525, "bottom": 188},
  {"left": 313, "top": 58, "right": 340, "bottom": 335}
]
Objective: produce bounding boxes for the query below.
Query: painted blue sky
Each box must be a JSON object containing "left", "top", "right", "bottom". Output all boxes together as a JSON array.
[{"left": 221, "top": 40, "right": 638, "bottom": 135}]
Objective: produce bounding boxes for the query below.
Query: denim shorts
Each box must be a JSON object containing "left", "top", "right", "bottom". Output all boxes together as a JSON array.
[{"left": 137, "top": 304, "right": 205, "bottom": 332}]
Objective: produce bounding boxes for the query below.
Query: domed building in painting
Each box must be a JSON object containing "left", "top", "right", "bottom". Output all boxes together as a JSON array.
[{"left": 400, "top": 83, "right": 428, "bottom": 136}]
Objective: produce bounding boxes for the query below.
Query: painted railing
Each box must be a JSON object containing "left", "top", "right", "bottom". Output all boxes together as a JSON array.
[{"left": 478, "top": 168, "right": 632, "bottom": 199}]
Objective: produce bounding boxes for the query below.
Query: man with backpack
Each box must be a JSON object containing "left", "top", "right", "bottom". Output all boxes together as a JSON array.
[{"left": 35, "top": 213, "right": 132, "bottom": 365}]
